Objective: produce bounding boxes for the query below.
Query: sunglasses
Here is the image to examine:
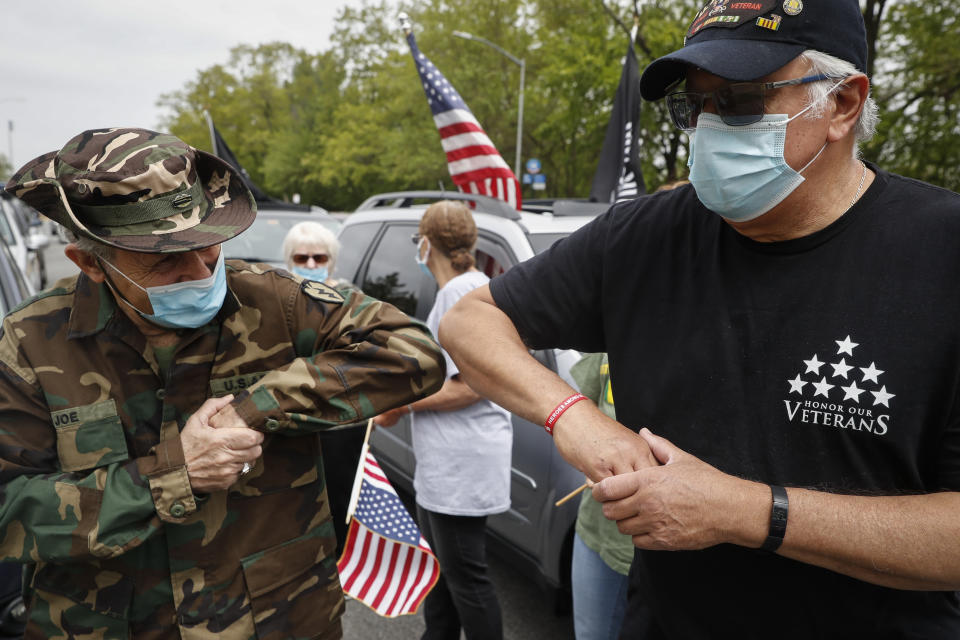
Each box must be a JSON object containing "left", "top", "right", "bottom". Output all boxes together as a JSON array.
[
  {"left": 292, "top": 253, "right": 329, "bottom": 265},
  {"left": 666, "top": 73, "right": 836, "bottom": 130},
  {"left": 411, "top": 233, "right": 423, "bottom": 245}
]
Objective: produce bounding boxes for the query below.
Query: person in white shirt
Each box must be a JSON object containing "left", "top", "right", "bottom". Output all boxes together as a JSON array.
[{"left": 376, "top": 200, "right": 511, "bottom": 640}]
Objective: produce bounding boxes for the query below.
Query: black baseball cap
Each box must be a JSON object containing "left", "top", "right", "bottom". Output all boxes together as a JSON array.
[{"left": 639, "top": 0, "right": 868, "bottom": 101}]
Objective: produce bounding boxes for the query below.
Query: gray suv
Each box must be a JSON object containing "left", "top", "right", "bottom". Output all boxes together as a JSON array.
[{"left": 334, "top": 191, "right": 607, "bottom": 606}]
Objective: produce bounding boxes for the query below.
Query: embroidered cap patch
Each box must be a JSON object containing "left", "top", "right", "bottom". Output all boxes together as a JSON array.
[{"left": 687, "top": 0, "right": 778, "bottom": 38}]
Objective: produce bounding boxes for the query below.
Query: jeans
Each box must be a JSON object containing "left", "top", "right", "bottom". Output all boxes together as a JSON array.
[
  {"left": 572, "top": 533, "right": 629, "bottom": 640},
  {"left": 416, "top": 505, "right": 503, "bottom": 640}
]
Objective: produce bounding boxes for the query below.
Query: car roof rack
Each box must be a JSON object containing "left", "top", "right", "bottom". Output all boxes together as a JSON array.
[
  {"left": 355, "top": 191, "right": 521, "bottom": 221},
  {"left": 255, "top": 200, "right": 313, "bottom": 212},
  {"left": 522, "top": 198, "right": 611, "bottom": 217}
]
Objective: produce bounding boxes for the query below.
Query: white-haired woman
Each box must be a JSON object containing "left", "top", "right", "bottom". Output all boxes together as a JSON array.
[{"left": 282, "top": 221, "right": 341, "bottom": 286}]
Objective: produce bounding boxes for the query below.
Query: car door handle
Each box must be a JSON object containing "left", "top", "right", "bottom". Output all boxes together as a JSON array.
[{"left": 511, "top": 467, "right": 537, "bottom": 490}]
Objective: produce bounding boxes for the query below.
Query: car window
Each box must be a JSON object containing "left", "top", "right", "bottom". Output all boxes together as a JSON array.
[
  {"left": 0, "top": 203, "right": 16, "bottom": 247},
  {"left": 335, "top": 222, "right": 381, "bottom": 284},
  {"left": 528, "top": 232, "right": 567, "bottom": 254},
  {"left": 476, "top": 231, "right": 516, "bottom": 278},
  {"left": 223, "top": 215, "right": 340, "bottom": 264},
  {"left": 9, "top": 200, "right": 31, "bottom": 235},
  {"left": 0, "top": 239, "right": 29, "bottom": 317},
  {"left": 360, "top": 223, "right": 422, "bottom": 317}
]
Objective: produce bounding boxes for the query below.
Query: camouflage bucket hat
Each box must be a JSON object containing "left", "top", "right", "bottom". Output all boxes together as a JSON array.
[{"left": 4, "top": 127, "right": 256, "bottom": 253}]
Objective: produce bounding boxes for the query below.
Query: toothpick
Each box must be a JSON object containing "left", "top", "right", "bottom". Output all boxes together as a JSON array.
[{"left": 554, "top": 481, "right": 590, "bottom": 507}]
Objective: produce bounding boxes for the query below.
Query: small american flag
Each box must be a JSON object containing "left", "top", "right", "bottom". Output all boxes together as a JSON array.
[
  {"left": 405, "top": 31, "right": 522, "bottom": 210},
  {"left": 337, "top": 448, "right": 440, "bottom": 617}
]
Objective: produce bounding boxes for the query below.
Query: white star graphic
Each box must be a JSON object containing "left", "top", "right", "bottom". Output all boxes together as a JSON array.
[
  {"left": 836, "top": 335, "right": 859, "bottom": 356},
  {"left": 812, "top": 377, "right": 834, "bottom": 398},
  {"left": 831, "top": 358, "right": 853, "bottom": 379},
  {"left": 841, "top": 381, "right": 866, "bottom": 402},
  {"left": 804, "top": 354, "right": 824, "bottom": 375},
  {"left": 871, "top": 386, "right": 895, "bottom": 407},
  {"left": 860, "top": 362, "right": 883, "bottom": 384},
  {"left": 788, "top": 375, "right": 807, "bottom": 394}
]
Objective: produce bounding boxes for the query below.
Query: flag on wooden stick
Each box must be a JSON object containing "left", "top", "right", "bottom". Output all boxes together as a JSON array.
[{"left": 337, "top": 428, "right": 439, "bottom": 617}]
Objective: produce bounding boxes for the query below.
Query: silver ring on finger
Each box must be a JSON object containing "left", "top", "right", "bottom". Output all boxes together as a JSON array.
[{"left": 240, "top": 461, "right": 253, "bottom": 477}]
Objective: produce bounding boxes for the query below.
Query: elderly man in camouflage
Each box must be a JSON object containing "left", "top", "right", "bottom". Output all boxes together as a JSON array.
[{"left": 0, "top": 128, "right": 445, "bottom": 640}]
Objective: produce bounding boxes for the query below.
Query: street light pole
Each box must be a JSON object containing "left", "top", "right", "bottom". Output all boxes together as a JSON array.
[{"left": 452, "top": 30, "right": 525, "bottom": 179}]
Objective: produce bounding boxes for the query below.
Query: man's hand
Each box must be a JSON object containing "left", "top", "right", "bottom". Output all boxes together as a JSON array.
[
  {"left": 182, "top": 395, "right": 264, "bottom": 493},
  {"left": 593, "top": 428, "right": 767, "bottom": 551},
  {"left": 373, "top": 406, "right": 408, "bottom": 428},
  {"left": 208, "top": 400, "right": 248, "bottom": 430},
  {"left": 552, "top": 401, "right": 658, "bottom": 482}
]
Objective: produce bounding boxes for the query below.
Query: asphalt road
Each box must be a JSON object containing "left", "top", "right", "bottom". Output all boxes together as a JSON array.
[
  {"left": 41, "top": 232, "right": 78, "bottom": 283},
  {"left": 40, "top": 240, "right": 577, "bottom": 640}
]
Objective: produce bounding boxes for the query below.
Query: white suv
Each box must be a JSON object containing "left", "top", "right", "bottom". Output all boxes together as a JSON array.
[
  {"left": 334, "top": 191, "right": 607, "bottom": 607},
  {"left": 0, "top": 192, "right": 49, "bottom": 293}
]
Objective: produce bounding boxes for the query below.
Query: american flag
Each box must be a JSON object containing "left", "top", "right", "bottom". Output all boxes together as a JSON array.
[
  {"left": 336, "top": 449, "right": 440, "bottom": 617},
  {"left": 405, "top": 31, "right": 522, "bottom": 210}
]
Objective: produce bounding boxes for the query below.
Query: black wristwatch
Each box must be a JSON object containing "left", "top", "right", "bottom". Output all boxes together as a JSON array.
[{"left": 760, "top": 484, "right": 789, "bottom": 552}]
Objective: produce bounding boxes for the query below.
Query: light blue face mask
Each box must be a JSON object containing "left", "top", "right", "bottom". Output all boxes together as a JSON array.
[
  {"left": 415, "top": 237, "right": 433, "bottom": 279},
  {"left": 293, "top": 265, "right": 329, "bottom": 282},
  {"left": 687, "top": 103, "right": 829, "bottom": 222},
  {"left": 102, "top": 251, "right": 228, "bottom": 329}
]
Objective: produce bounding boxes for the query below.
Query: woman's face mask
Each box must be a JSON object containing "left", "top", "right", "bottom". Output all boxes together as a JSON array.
[
  {"left": 293, "top": 265, "right": 329, "bottom": 282},
  {"left": 415, "top": 236, "right": 433, "bottom": 279}
]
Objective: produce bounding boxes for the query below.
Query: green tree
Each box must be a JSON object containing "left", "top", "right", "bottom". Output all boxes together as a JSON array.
[
  {"left": 155, "top": 0, "right": 959, "bottom": 210},
  {"left": 0, "top": 153, "right": 12, "bottom": 180},
  {"left": 158, "top": 43, "right": 321, "bottom": 200},
  {"left": 864, "top": 1, "right": 960, "bottom": 189}
]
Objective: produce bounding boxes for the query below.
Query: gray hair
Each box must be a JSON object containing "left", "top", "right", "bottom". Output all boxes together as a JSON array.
[
  {"left": 281, "top": 222, "right": 340, "bottom": 270},
  {"left": 799, "top": 49, "right": 880, "bottom": 150},
  {"left": 66, "top": 229, "right": 115, "bottom": 261}
]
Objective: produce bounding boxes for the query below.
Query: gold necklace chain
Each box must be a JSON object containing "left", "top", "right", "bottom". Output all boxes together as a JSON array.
[{"left": 850, "top": 161, "right": 867, "bottom": 209}]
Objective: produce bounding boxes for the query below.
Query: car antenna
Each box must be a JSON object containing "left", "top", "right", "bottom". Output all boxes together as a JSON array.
[{"left": 438, "top": 180, "right": 446, "bottom": 194}]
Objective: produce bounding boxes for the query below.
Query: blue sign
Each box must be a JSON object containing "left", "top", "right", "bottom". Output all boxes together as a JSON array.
[{"left": 525, "top": 158, "right": 542, "bottom": 174}]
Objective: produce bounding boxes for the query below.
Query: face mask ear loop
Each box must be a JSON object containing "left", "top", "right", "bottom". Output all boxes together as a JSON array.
[
  {"left": 96, "top": 258, "right": 150, "bottom": 315},
  {"left": 417, "top": 237, "right": 431, "bottom": 265},
  {"left": 798, "top": 141, "right": 829, "bottom": 175},
  {"left": 98, "top": 256, "right": 149, "bottom": 294},
  {"left": 785, "top": 77, "right": 844, "bottom": 175},
  {"left": 784, "top": 78, "right": 848, "bottom": 124}
]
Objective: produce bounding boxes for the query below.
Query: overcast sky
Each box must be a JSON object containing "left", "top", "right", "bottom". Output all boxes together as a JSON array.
[{"left": 0, "top": 0, "right": 364, "bottom": 171}]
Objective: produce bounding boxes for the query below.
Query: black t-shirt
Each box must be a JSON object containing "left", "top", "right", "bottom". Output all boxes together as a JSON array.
[{"left": 490, "top": 166, "right": 960, "bottom": 639}]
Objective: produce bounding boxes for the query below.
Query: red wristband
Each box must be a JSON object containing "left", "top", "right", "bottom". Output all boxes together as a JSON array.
[{"left": 544, "top": 393, "right": 588, "bottom": 435}]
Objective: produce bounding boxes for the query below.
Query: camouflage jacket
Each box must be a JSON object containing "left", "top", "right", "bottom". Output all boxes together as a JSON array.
[{"left": 0, "top": 260, "right": 445, "bottom": 640}]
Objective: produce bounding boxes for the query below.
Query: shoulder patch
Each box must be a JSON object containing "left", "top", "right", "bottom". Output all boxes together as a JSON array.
[{"left": 302, "top": 280, "right": 344, "bottom": 305}]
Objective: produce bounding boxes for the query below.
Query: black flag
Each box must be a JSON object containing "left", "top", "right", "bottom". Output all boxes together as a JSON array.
[
  {"left": 204, "top": 111, "right": 277, "bottom": 204},
  {"left": 589, "top": 35, "right": 646, "bottom": 203}
]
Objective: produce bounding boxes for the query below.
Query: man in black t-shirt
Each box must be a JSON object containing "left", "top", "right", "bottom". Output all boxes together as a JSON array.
[{"left": 438, "top": 1, "right": 960, "bottom": 638}]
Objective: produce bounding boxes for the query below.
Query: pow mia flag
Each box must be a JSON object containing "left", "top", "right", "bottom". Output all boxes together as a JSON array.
[
  {"left": 204, "top": 110, "right": 278, "bottom": 204},
  {"left": 589, "top": 29, "right": 646, "bottom": 204}
]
